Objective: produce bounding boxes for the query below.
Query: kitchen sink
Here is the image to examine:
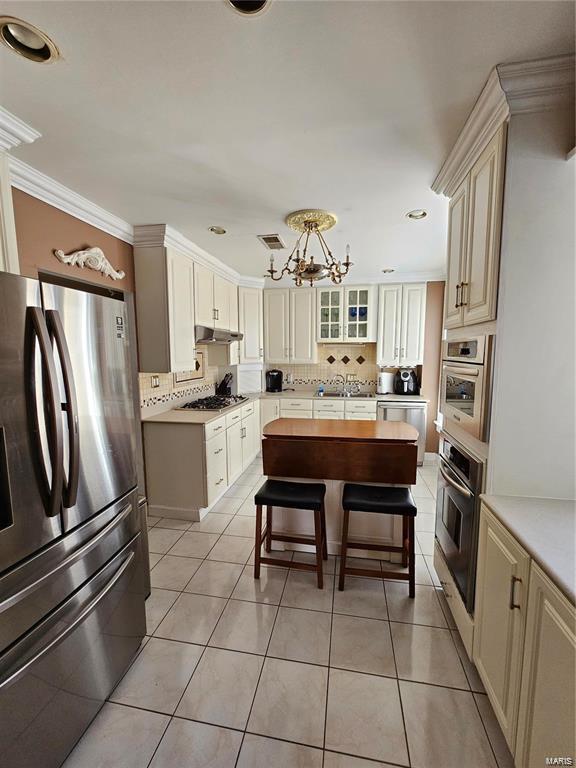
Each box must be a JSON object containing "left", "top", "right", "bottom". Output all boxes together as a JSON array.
[{"left": 315, "top": 392, "right": 374, "bottom": 398}]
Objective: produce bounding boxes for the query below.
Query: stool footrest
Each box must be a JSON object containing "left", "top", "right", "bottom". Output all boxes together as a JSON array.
[
  {"left": 270, "top": 533, "right": 317, "bottom": 546},
  {"left": 260, "top": 557, "right": 317, "bottom": 572},
  {"left": 342, "top": 540, "right": 406, "bottom": 555}
]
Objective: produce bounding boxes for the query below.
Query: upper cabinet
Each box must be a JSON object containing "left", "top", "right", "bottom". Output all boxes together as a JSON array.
[
  {"left": 195, "top": 263, "right": 238, "bottom": 331},
  {"left": 444, "top": 125, "right": 506, "bottom": 329},
  {"left": 239, "top": 286, "right": 263, "bottom": 364},
  {"left": 134, "top": 245, "right": 196, "bottom": 373},
  {"left": 377, "top": 283, "right": 426, "bottom": 367},
  {"left": 316, "top": 286, "right": 377, "bottom": 343},
  {"left": 264, "top": 288, "right": 317, "bottom": 365}
]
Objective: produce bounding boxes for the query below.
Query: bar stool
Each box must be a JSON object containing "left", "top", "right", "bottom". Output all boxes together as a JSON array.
[
  {"left": 253, "top": 479, "right": 328, "bottom": 588},
  {"left": 338, "top": 484, "right": 417, "bottom": 597}
]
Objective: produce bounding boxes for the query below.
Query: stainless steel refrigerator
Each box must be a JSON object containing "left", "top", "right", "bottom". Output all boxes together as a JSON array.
[{"left": 0, "top": 271, "right": 146, "bottom": 768}]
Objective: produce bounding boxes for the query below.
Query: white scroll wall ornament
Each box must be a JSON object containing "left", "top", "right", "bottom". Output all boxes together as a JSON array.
[{"left": 53, "top": 246, "right": 125, "bottom": 280}]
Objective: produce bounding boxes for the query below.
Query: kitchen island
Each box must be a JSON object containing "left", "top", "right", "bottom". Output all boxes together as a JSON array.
[{"left": 262, "top": 418, "right": 419, "bottom": 557}]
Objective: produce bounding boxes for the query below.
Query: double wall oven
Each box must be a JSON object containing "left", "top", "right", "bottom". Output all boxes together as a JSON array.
[{"left": 435, "top": 434, "right": 483, "bottom": 613}]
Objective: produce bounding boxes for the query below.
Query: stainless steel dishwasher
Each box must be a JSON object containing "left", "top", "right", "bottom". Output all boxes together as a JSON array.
[{"left": 377, "top": 400, "right": 427, "bottom": 465}]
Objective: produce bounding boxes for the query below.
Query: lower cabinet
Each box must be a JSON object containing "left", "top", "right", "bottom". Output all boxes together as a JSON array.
[
  {"left": 515, "top": 564, "right": 576, "bottom": 767},
  {"left": 226, "top": 421, "right": 243, "bottom": 485},
  {"left": 280, "top": 410, "right": 311, "bottom": 419},
  {"left": 260, "top": 398, "right": 279, "bottom": 431},
  {"left": 473, "top": 502, "right": 576, "bottom": 764},
  {"left": 473, "top": 506, "right": 530, "bottom": 750}
]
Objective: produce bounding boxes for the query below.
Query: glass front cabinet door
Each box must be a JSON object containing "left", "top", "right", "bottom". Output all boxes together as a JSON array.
[
  {"left": 317, "top": 286, "right": 377, "bottom": 343},
  {"left": 317, "top": 288, "right": 344, "bottom": 342},
  {"left": 344, "top": 286, "right": 377, "bottom": 343}
]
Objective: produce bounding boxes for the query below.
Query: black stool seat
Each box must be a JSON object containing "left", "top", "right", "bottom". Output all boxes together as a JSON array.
[
  {"left": 255, "top": 479, "right": 326, "bottom": 511},
  {"left": 342, "top": 484, "right": 417, "bottom": 516}
]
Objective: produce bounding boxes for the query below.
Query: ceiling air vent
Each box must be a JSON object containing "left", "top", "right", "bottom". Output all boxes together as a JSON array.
[{"left": 257, "top": 234, "right": 286, "bottom": 251}]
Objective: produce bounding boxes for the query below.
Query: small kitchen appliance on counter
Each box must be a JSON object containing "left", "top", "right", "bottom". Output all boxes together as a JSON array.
[
  {"left": 377, "top": 370, "right": 395, "bottom": 395},
  {"left": 266, "top": 369, "right": 283, "bottom": 393},
  {"left": 393, "top": 367, "right": 419, "bottom": 395}
]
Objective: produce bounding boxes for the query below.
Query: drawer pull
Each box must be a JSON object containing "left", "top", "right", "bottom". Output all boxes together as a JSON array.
[
  {"left": 215, "top": 477, "right": 225, "bottom": 486},
  {"left": 213, "top": 425, "right": 223, "bottom": 432},
  {"left": 214, "top": 448, "right": 223, "bottom": 455}
]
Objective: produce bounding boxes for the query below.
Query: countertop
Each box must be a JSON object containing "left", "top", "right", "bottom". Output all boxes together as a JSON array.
[
  {"left": 261, "top": 390, "right": 428, "bottom": 402},
  {"left": 142, "top": 394, "right": 259, "bottom": 425},
  {"left": 481, "top": 494, "right": 576, "bottom": 604},
  {"left": 263, "top": 418, "right": 419, "bottom": 443}
]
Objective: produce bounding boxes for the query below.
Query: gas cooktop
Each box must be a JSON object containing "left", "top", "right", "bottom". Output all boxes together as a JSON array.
[{"left": 177, "top": 395, "right": 248, "bottom": 411}]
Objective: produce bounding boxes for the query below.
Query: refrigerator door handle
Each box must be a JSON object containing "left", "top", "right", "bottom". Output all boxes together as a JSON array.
[
  {"left": 0, "top": 545, "right": 135, "bottom": 692},
  {"left": 28, "top": 307, "right": 64, "bottom": 518},
  {"left": 0, "top": 502, "right": 132, "bottom": 615},
  {"left": 46, "top": 309, "right": 80, "bottom": 508}
]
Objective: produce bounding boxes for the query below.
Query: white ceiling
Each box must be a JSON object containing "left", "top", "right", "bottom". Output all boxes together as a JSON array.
[{"left": 1, "top": 1, "right": 573, "bottom": 281}]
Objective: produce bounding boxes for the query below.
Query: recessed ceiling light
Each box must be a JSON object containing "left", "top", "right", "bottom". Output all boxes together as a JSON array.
[
  {"left": 0, "top": 16, "right": 60, "bottom": 63},
  {"left": 406, "top": 209, "right": 427, "bottom": 220},
  {"left": 382, "top": 268, "right": 395, "bottom": 274},
  {"left": 208, "top": 226, "right": 227, "bottom": 235},
  {"left": 227, "top": 0, "right": 269, "bottom": 16}
]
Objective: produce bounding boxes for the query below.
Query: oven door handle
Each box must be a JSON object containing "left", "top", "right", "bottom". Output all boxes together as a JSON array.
[
  {"left": 443, "top": 365, "right": 479, "bottom": 377},
  {"left": 439, "top": 464, "right": 472, "bottom": 498}
]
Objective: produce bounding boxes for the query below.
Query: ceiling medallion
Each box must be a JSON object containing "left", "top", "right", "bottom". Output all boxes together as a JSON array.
[{"left": 266, "top": 209, "right": 353, "bottom": 287}]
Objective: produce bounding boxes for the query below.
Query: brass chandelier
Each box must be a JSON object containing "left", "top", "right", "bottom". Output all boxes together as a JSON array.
[{"left": 266, "top": 209, "right": 353, "bottom": 286}]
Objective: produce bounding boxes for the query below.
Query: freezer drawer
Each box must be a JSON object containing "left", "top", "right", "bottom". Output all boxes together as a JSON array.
[
  {"left": 0, "top": 533, "right": 146, "bottom": 768},
  {"left": 0, "top": 490, "right": 140, "bottom": 654}
]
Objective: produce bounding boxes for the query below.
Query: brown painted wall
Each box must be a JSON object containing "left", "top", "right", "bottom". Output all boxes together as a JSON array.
[
  {"left": 12, "top": 189, "right": 134, "bottom": 291},
  {"left": 421, "top": 281, "right": 445, "bottom": 452}
]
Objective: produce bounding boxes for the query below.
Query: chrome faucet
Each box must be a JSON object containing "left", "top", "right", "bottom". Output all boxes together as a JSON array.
[{"left": 331, "top": 374, "right": 346, "bottom": 394}]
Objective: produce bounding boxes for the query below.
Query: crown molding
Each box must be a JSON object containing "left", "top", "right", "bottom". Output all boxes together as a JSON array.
[
  {"left": 497, "top": 54, "right": 575, "bottom": 115},
  {"left": 263, "top": 270, "right": 446, "bottom": 288},
  {"left": 134, "top": 224, "right": 265, "bottom": 287},
  {"left": 9, "top": 156, "right": 134, "bottom": 243},
  {"left": 432, "top": 69, "right": 509, "bottom": 197},
  {"left": 0, "top": 107, "right": 41, "bottom": 152},
  {"left": 432, "top": 54, "right": 575, "bottom": 197}
]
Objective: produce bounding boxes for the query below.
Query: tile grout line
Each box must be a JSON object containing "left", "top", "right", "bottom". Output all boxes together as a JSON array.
[
  {"left": 321, "top": 554, "right": 337, "bottom": 767},
  {"left": 233, "top": 539, "right": 292, "bottom": 768}
]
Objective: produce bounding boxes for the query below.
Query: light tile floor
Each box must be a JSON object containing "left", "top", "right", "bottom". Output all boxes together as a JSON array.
[{"left": 64, "top": 454, "right": 514, "bottom": 768}]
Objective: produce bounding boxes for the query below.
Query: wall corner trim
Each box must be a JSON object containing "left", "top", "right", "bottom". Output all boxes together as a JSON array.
[
  {"left": 0, "top": 106, "right": 41, "bottom": 152},
  {"left": 432, "top": 53, "right": 575, "bottom": 197},
  {"left": 9, "top": 156, "right": 135, "bottom": 244}
]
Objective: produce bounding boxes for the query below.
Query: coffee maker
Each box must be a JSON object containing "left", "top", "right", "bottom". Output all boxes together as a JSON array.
[{"left": 265, "top": 369, "right": 283, "bottom": 393}]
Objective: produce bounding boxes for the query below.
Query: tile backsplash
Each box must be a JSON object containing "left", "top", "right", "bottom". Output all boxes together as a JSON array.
[
  {"left": 269, "top": 343, "right": 379, "bottom": 390},
  {"left": 139, "top": 357, "right": 219, "bottom": 411}
]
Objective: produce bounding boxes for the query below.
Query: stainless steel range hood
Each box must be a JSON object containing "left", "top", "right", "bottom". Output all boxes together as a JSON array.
[{"left": 195, "top": 325, "right": 244, "bottom": 344}]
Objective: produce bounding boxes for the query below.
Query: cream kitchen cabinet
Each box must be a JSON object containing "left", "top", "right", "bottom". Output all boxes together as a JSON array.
[
  {"left": 264, "top": 288, "right": 317, "bottom": 364},
  {"left": 226, "top": 421, "right": 244, "bottom": 485},
  {"left": 195, "top": 264, "right": 236, "bottom": 330},
  {"left": 515, "top": 564, "right": 576, "bottom": 767},
  {"left": 134, "top": 245, "right": 196, "bottom": 373},
  {"left": 317, "top": 286, "right": 377, "bottom": 343},
  {"left": 376, "top": 283, "right": 426, "bottom": 367},
  {"left": 263, "top": 288, "right": 290, "bottom": 364},
  {"left": 444, "top": 125, "right": 506, "bottom": 329},
  {"left": 260, "top": 398, "right": 280, "bottom": 431},
  {"left": 473, "top": 505, "right": 530, "bottom": 751},
  {"left": 239, "top": 286, "right": 263, "bottom": 364}
]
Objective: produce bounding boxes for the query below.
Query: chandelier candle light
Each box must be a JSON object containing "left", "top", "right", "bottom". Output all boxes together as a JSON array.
[{"left": 267, "top": 209, "right": 353, "bottom": 286}]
